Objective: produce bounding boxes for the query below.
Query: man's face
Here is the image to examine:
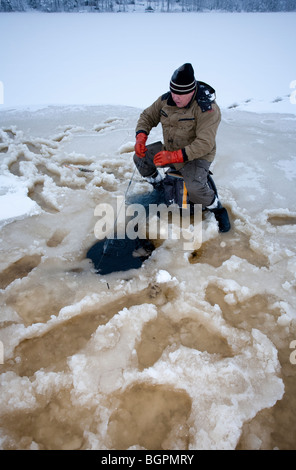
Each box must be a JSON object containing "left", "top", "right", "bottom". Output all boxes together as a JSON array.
[{"left": 171, "top": 91, "right": 195, "bottom": 108}]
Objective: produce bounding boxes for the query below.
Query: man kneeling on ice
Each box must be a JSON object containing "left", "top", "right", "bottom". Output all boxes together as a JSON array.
[{"left": 133, "top": 63, "right": 230, "bottom": 233}]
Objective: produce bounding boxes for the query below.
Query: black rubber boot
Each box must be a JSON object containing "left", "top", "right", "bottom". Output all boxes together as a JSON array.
[{"left": 207, "top": 197, "right": 231, "bottom": 233}]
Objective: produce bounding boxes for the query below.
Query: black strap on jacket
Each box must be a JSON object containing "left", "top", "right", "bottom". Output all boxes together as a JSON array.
[{"left": 195, "top": 81, "right": 216, "bottom": 112}]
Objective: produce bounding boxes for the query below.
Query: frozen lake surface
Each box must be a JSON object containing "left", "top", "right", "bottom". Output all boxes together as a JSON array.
[{"left": 0, "top": 104, "right": 295, "bottom": 449}]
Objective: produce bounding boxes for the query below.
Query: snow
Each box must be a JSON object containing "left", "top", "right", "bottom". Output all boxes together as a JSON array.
[
  {"left": 0, "top": 174, "right": 39, "bottom": 222},
  {"left": 0, "top": 11, "right": 296, "bottom": 451},
  {"left": 156, "top": 270, "right": 173, "bottom": 283},
  {"left": 0, "top": 12, "right": 295, "bottom": 113}
]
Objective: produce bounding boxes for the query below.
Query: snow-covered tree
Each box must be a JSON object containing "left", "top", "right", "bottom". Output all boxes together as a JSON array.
[{"left": 1, "top": 0, "right": 296, "bottom": 12}]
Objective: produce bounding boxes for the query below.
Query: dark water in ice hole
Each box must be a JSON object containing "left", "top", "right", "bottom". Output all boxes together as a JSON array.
[
  {"left": 86, "top": 173, "right": 218, "bottom": 275},
  {"left": 86, "top": 187, "right": 163, "bottom": 274}
]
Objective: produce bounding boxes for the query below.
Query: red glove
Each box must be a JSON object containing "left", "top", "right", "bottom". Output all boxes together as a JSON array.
[
  {"left": 153, "top": 149, "right": 184, "bottom": 167},
  {"left": 135, "top": 132, "right": 148, "bottom": 158}
]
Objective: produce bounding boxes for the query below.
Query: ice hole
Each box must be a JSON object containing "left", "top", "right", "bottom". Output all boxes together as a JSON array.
[
  {"left": 87, "top": 236, "right": 155, "bottom": 275},
  {"left": 108, "top": 384, "right": 192, "bottom": 450}
]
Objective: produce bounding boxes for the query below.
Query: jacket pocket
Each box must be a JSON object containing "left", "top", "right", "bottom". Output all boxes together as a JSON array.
[{"left": 178, "top": 117, "right": 196, "bottom": 131}]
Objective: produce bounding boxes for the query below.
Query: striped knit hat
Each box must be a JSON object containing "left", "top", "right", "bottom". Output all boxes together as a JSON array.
[{"left": 170, "top": 63, "right": 196, "bottom": 95}]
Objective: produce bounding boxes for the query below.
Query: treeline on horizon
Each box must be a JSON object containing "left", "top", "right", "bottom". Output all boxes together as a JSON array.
[{"left": 1, "top": 0, "right": 295, "bottom": 12}]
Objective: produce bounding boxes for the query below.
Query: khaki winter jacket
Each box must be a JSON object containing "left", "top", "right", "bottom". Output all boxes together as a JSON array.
[{"left": 136, "top": 82, "right": 221, "bottom": 169}]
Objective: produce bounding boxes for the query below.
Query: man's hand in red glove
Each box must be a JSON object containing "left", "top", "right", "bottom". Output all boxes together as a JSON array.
[
  {"left": 135, "top": 132, "right": 148, "bottom": 158},
  {"left": 153, "top": 149, "right": 184, "bottom": 167}
]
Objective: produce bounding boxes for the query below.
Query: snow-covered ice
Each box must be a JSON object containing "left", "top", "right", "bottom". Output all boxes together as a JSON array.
[{"left": 0, "top": 11, "right": 296, "bottom": 451}]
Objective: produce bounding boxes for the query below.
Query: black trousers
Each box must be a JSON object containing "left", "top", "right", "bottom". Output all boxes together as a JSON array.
[{"left": 133, "top": 142, "right": 215, "bottom": 207}]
